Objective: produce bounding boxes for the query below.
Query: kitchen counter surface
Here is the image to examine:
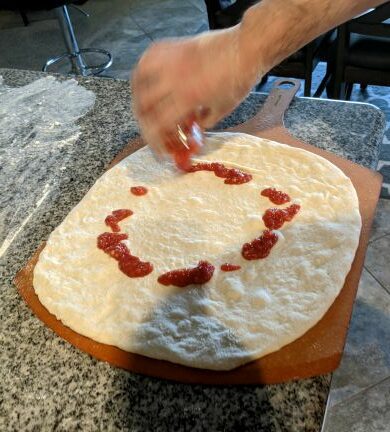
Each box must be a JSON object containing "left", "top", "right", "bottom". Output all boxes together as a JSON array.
[{"left": 0, "top": 68, "right": 385, "bottom": 431}]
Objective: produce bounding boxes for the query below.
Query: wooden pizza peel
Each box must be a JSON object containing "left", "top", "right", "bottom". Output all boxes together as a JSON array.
[{"left": 15, "top": 79, "right": 383, "bottom": 385}]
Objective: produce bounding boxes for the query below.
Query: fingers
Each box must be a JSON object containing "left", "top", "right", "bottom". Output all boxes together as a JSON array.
[
  {"left": 133, "top": 67, "right": 202, "bottom": 120},
  {"left": 132, "top": 68, "right": 169, "bottom": 117},
  {"left": 133, "top": 79, "right": 197, "bottom": 154},
  {"left": 137, "top": 94, "right": 194, "bottom": 155},
  {"left": 197, "top": 108, "right": 217, "bottom": 130},
  {"left": 131, "top": 30, "right": 251, "bottom": 157}
]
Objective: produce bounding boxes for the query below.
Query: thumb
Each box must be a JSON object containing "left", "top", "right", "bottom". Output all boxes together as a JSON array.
[{"left": 196, "top": 106, "right": 222, "bottom": 130}]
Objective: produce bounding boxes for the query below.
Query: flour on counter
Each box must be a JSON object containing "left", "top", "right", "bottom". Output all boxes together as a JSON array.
[{"left": 0, "top": 76, "right": 95, "bottom": 257}]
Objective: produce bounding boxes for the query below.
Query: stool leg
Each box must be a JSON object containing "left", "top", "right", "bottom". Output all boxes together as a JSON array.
[
  {"left": 19, "top": 9, "right": 29, "bottom": 26},
  {"left": 55, "top": 6, "right": 87, "bottom": 75},
  {"left": 345, "top": 82, "right": 353, "bottom": 100}
]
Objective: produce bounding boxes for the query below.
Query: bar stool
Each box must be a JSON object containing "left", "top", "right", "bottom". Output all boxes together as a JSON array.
[{"left": 42, "top": 2, "right": 112, "bottom": 76}]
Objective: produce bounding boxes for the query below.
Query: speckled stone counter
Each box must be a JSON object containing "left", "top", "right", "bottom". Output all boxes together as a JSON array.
[{"left": 0, "top": 68, "right": 385, "bottom": 432}]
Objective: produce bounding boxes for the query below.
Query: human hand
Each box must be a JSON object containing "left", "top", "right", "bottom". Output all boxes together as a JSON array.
[{"left": 131, "top": 25, "right": 262, "bottom": 160}]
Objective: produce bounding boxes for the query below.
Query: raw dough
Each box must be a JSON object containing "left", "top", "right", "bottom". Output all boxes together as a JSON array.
[{"left": 33, "top": 133, "right": 361, "bottom": 370}]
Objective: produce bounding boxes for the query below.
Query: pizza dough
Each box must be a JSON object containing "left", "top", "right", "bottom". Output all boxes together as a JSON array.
[{"left": 33, "top": 133, "right": 361, "bottom": 370}]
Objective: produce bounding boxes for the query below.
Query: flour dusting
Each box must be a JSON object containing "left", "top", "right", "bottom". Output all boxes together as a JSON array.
[{"left": 0, "top": 76, "right": 95, "bottom": 255}]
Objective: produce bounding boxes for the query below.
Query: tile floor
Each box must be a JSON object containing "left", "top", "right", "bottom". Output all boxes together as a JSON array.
[
  {"left": 1, "top": 0, "right": 389, "bottom": 430},
  {"left": 0, "top": 0, "right": 208, "bottom": 79},
  {"left": 322, "top": 200, "right": 390, "bottom": 432}
]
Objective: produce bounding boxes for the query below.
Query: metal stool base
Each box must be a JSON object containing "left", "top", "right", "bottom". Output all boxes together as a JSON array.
[
  {"left": 42, "top": 5, "right": 113, "bottom": 76},
  {"left": 43, "top": 48, "right": 113, "bottom": 76}
]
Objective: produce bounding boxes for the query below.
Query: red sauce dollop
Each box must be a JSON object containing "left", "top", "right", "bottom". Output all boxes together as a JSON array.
[
  {"left": 188, "top": 162, "right": 252, "bottom": 185},
  {"left": 97, "top": 232, "right": 128, "bottom": 250},
  {"left": 171, "top": 141, "right": 199, "bottom": 171},
  {"left": 165, "top": 117, "right": 202, "bottom": 171},
  {"left": 119, "top": 256, "right": 154, "bottom": 278},
  {"left": 261, "top": 188, "right": 290, "bottom": 205},
  {"left": 130, "top": 186, "right": 148, "bottom": 196},
  {"left": 262, "top": 204, "right": 301, "bottom": 230},
  {"left": 105, "top": 209, "right": 133, "bottom": 232},
  {"left": 242, "top": 230, "right": 278, "bottom": 260},
  {"left": 158, "top": 261, "right": 215, "bottom": 287},
  {"left": 97, "top": 232, "right": 153, "bottom": 278},
  {"left": 220, "top": 264, "right": 241, "bottom": 272}
]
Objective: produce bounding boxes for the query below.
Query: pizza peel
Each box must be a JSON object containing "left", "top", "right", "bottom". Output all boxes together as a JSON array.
[{"left": 15, "top": 79, "right": 383, "bottom": 385}]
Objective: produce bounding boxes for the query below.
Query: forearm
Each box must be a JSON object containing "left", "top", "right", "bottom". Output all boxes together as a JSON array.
[{"left": 239, "top": 0, "right": 386, "bottom": 78}]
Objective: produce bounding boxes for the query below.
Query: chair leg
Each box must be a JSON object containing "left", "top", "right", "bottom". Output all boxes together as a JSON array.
[
  {"left": 304, "top": 74, "right": 312, "bottom": 97},
  {"left": 326, "top": 76, "right": 334, "bottom": 98},
  {"left": 254, "top": 74, "right": 268, "bottom": 91},
  {"left": 260, "top": 74, "right": 268, "bottom": 86},
  {"left": 204, "top": 0, "right": 221, "bottom": 29},
  {"left": 345, "top": 83, "right": 353, "bottom": 100},
  {"left": 19, "top": 9, "right": 29, "bottom": 26},
  {"left": 303, "top": 46, "right": 314, "bottom": 97},
  {"left": 314, "top": 69, "right": 331, "bottom": 98},
  {"left": 330, "top": 79, "right": 346, "bottom": 100},
  {"left": 330, "top": 25, "right": 348, "bottom": 100}
]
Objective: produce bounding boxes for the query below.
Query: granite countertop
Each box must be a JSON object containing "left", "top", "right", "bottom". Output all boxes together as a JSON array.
[{"left": 0, "top": 68, "right": 385, "bottom": 432}]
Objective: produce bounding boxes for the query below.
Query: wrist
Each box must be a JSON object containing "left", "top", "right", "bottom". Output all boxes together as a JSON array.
[
  {"left": 239, "top": 0, "right": 305, "bottom": 77},
  {"left": 237, "top": 6, "right": 272, "bottom": 85}
]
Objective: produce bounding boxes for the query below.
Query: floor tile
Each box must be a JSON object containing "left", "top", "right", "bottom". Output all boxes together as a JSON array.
[
  {"left": 0, "top": 10, "right": 26, "bottom": 30},
  {"left": 131, "top": 5, "right": 206, "bottom": 34},
  {"left": 75, "top": 4, "right": 152, "bottom": 73},
  {"left": 81, "top": 15, "right": 146, "bottom": 46},
  {"left": 128, "top": 0, "right": 196, "bottom": 13},
  {"left": 326, "top": 269, "right": 390, "bottom": 408},
  {"left": 188, "top": 0, "right": 208, "bottom": 13},
  {"left": 370, "top": 198, "right": 390, "bottom": 242},
  {"left": 365, "top": 234, "right": 390, "bottom": 292},
  {"left": 147, "top": 19, "right": 208, "bottom": 41},
  {"left": 322, "top": 377, "right": 390, "bottom": 432},
  {"left": 0, "top": 1, "right": 194, "bottom": 72},
  {"left": 0, "top": 20, "right": 63, "bottom": 71},
  {"left": 0, "top": 8, "right": 57, "bottom": 29},
  {"left": 89, "top": 31, "right": 151, "bottom": 72}
]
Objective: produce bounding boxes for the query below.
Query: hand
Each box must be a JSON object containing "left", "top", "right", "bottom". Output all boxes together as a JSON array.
[{"left": 131, "top": 25, "right": 262, "bottom": 157}]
